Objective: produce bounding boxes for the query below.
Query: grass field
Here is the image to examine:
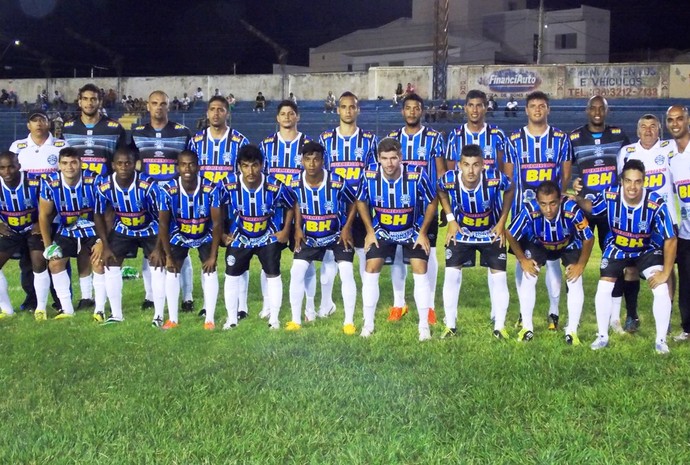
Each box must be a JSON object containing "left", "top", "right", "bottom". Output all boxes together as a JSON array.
[{"left": 1, "top": 238, "right": 690, "bottom": 464}]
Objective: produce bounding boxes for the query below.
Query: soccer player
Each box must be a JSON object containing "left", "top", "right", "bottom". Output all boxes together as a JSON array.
[
  {"left": 38, "top": 147, "right": 104, "bottom": 320},
  {"left": 387, "top": 93, "right": 445, "bottom": 324},
  {"left": 131, "top": 90, "right": 195, "bottom": 313},
  {"left": 93, "top": 148, "right": 162, "bottom": 324},
  {"left": 214, "top": 144, "right": 294, "bottom": 330},
  {"left": 505, "top": 91, "right": 571, "bottom": 330},
  {"left": 288, "top": 142, "right": 358, "bottom": 333},
  {"left": 570, "top": 95, "right": 631, "bottom": 333},
  {"left": 665, "top": 105, "right": 690, "bottom": 342},
  {"left": 154, "top": 150, "right": 221, "bottom": 329},
  {"left": 506, "top": 181, "right": 594, "bottom": 343},
  {"left": 62, "top": 83, "right": 126, "bottom": 310},
  {"left": 0, "top": 151, "right": 49, "bottom": 320},
  {"left": 319, "top": 91, "right": 377, "bottom": 302},
  {"left": 437, "top": 144, "right": 513, "bottom": 339},
  {"left": 616, "top": 114, "right": 677, "bottom": 331},
  {"left": 575, "top": 159, "right": 676, "bottom": 354},
  {"left": 189, "top": 95, "right": 250, "bottom": 318},
  {"left": 356, "top": 138, "right": 437, "bottom": 341}
]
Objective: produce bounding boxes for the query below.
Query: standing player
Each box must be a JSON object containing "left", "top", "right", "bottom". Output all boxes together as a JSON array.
[
  {"left": 214, "top": 145, "right": 294, "bottom": 330},
  {"left": 665, "top": 105, "right": 690, "bottom": 342},
  {"left": 38, "top": 147, "right": 104, "bottom": 320},
  {"left": 437, "top": 144, "right": 513, "bottom": 339},
  {"left": 131, "top": 90, "right": 195, "bottom": 313},
  {"left": 387, "top": 93, "right": 445, "bottom": 324},
  {"left": 62, "top": 83, "right": 126, "bottom": 310},
  {"left": 319, "top": 91, "right": 377, "bottom": 307},
  {"left": 188, "top": 95, "right": 250, "bottom": 318},
  {"left": 356, "top": 138, "right": 437, "bottom": 341},
  {"left": 288, "top": 142, "right": 358, "bottom": 333},
  {"left": 93, "top": 148, "right": 162, "bottom": 324},
  {"left": 506, "top": 181, "right": 594, "bottom": 343},
  {"left": 575, "top": 159, "right": 676, "bottom": 353},
  {"left": 570, "top": 95, "right": 631, "bottom": 334},
  {"left": 0, "top": 151, "right": 49, "bottom": 320},
  {"left": 505, "top": 91, "right": 571, "bottom": 330},
  {"left": 154, "top": 151, "right": 221, "bottom": 329}
]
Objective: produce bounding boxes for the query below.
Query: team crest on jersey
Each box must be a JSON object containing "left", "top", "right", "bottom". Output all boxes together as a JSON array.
[
  {"left": 300, "top": 202, "right": 308, "bottom": 211},
  {"left": 524, "top": 250, "right": 532, "bottom": 259},
  {"left": 324, "top": 200, "right": 334, "bottom": 211},
  {"left": 638, "top": 221, "right": 648, "bottom": 230},
  {"left": 48, "top": 154, "right": 58, "bottom": 166},
  {"left": 354, "top": 147, "right": 364, "bottom": 160},
  {"left": 375, "top": 196, "right": 383, "bottom": 204},
  {"left": 154, "top": 140, "right": 165, "bottom": 150},
  {"left": 594, "top": 147, "right": 604, "bottom": 158},
  {"left": 600, "top": 258, "right": 608, "bottom": 269},
  {"left": 417, "top": 147, "right": 427, "bottom": 159},
  {"left": 482, "top": 200, "right": 491, "bottom": 209},
  {"left": 223, "top": 152, "right": 232, "bottom": 164},
  {"left": 198, "top": 205, "right": 207, "bottom": 217},
  {"left": 85, "top": 137, "right": 94, "bottom": 147},
  {"left": 294, "top": 154, "right": 302, "bottom": 165},
  {"left": 445, "top": 248, "right": 452, "bottom": 260},
  {"left": 226, "top": 255, "right": 236, "bottom": 266},
  {"left": 521, "top": 151, "right": 530, "bottom": 160},
  {"left": 483, "top": 146, "right": 493, "bottom": 158},
  {"left": 545, "top": 148, "right": 555, "bottom": 161},
  {"left": 261, "top": 203, "right": 269, "bottom": 214},
  {"left": 655, "top": 154, "right": 665, "bottom": 165},
  {"left": 523, "top": 189, "right": 536, "bottom": 202}
]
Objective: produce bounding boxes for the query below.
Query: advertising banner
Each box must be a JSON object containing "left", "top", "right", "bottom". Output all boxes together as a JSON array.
[{"left": 564, "top": 64, "right": 669, "bottom": 98}]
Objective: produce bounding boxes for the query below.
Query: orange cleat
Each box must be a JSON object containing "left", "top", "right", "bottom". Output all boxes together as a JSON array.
[
  {"left": 428, "top": 308, "right": 437, "bottom": 325},
  {"left": 162, "top": 320, "right": 178, "bottom": 330},
  {"left": 203, "top": 321, "right": 215, "bottom": 331}
]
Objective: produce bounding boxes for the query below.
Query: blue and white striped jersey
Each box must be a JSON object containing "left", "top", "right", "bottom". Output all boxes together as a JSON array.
[
  {"left": 446, "top": 123, "right": 506, "bottom": 170},
  {"left": 188, "top": 127, "right": 249, "bottom": 184},
  {"left": 158, "top": 176, "right": 217, "bottom": 248},
  {"left": 319, "top": 127, "right": 377, "bottom": 188},
  {"left": 95, "top": 173, "right": 160, "bottom": 237},
  {"left": 0, "top": 172, "right": 40, "bottom": 234},
  {"left": 40, "top": 171, "right": 100, "bottom": 238},
  {"left": 387, "top": 126, "right": 445, "bottom": 189},
  {"left": 260, "top": 132, "right": 311, "bottom": 186}
]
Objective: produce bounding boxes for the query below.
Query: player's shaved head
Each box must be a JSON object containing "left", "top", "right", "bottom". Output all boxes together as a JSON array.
[
  {"left": 0, "top": 150, "right": 18, "bottom": 164},
  {"left": 666, "top": 104, "right": 689, "bottom": 117},
  {"left": 587, "top": 95, "right": 608, "bottom": 110},
  {"left": 149, "top": 90, "right": 168, "bottom": 102}
]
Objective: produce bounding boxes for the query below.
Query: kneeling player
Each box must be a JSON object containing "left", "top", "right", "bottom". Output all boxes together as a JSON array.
[
  {"left": 288, "top": 142, "right": 358, "bottom": 333},
  {"left": 357, "top": 138, "right": 437, "bottom": 341},
  {"left": 507, "top": 181, "right": 594, "bottom": 343},
  {"left": 437, "top": 144, "right": 514, "bottom": 339},
  {"left": 0, "top": 151, "right": 49, "bottom": 319}
]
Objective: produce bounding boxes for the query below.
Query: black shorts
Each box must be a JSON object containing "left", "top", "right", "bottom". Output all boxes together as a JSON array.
[
  {"left": 54, "top": 235, "right": 99, "bottom": 258},
  {"left": 524, "top": 242, "right": 581, "bottom": 268},
  {"left": 586, "top": 213, "right": 610, "bottom": 252},
  {"left": 0, "top": 232, "right": 44, "bottom": 254},
  {"left": 366, "top": 240, "right": 429, "bottom": 264},
  {"left": 599, "top": 248, "right": 664, "bottom": 279},
  {"left": 294, "top": 241, "right": 354, "bottom": 263},
  {"left": 109, "top": 231, "right": 157, "bottom": 259},
  {"left": 428, "top": 220, "right": 439, "bottom": 247},
  {"left": 351, "top": 214, "right": 367, "bottom": 249},
  {"left": 445, "top": 241, "right": 507, "bottom": 271},
  {"left": 225, "top": 242, "right": 284, "bottom": 276},
  {"left": 170, "top": 241, "right": 212, "bottom": 264}
]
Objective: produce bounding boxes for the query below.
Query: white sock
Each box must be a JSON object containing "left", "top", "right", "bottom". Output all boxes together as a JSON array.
[
  {"left": 518, "top": 272, "right": 538, "bottom": 331},
  {"left": 490, "top": 271, "right": 509, "bottom": 330},
  {"left": 339, "top": 261, "right": 356, "bottom": 325},
  {"left": 565, "top": 276, "right": 584, "bottom": 334},
  {"left": 355, "top": 247, "right": 366, "bottom": 280},
  {"left": 488, "top": 268, "right": 495, "bottom": 320},
  {"left": 362, "top": 271, "right": 380, "bottom": 329},
  {"left": 224, "top": 274, "right": 241, "bottom": 325},
  {"left": 165, "top": 271, "right": 180, "bottom": 323},
  {"left": 0, "top": 271, "right": 13, "bottom": 314},
  {"left": 33, "top": 270, "right": 51, "bottom": 311},
  {"left": 515, "top": 260, "right": 523, "bottom": 290},
  {"left": 142, "top": 257, "right": 152, "bottom": 301},
  {"left": 545, "top": 259, "right": 561, "bottom": 316},
  {"left": 150, "top": 264, "right": 166, "bottom": 321},
  {"left": 202, "top": 271, "right": 218, "bottom": 323},
  {"left": 289, "top": 259, "right": 310, "bottom": 324},
  {"left": 413, "top": 273, "right": 430, "bottom": 331},
  {"left": 611, "top": 296, "right": 623, "bottom": 325},
  {"left": 595, "top": 280, "right": 615, "bottom": 340},
  {"left": 93, "top": 272, "right": 106, "bottom": 314},
  {"left": 391, "top": 246, "right": 406, "bottom": 307},
  {"left": 652, "top": 283, "right": 672, "bottom": 344},
  {"left": 319, "top": 251, "right": 337, "bottom": 313},
  {"left": 305, "top": 262, "right": 316, "bottom": 313},
  {"left": 442, "top": 267, "right": 462, "bottom": 328},
  {"left": 260, "top": 270, "right": 269, "bottom": 313},
  {"left": 52, "top": 270, "right": 74, "bottom": 314},
  {"left": 426, "top": 247, "right": 438, "bottom": 308},
  {"left": 80, "top": 275, "right": 93, "bottom": 300},
  {"left": 180, "top": 255, "right": 194, "bottom": 301},
  {"left": 238, "top": 270, "right": 249, "bottom": 313},
  {"left": 266, "top": 276, "right": 283, "bottom": 326},
  {"left": 105, "top": 266, "right": 123, "bottom": 320}
]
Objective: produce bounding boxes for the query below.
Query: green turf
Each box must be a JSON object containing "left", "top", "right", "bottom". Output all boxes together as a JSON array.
[{"left": 0, "top": 241, "right": 689, "bottom": 464}]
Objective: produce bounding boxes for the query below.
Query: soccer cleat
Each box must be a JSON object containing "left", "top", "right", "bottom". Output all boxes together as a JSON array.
[
  {"left": 517, "top": 328, "right": 533, "bottom": 342},
  {"left": 285, "top": 321, "right": 302, "bottom": 331},
  {"left": 317, "top": 304, "right": 336, "bottom": 318},
  {"left": 34, "top": 310, "right": 47, "bottom": 322},
  {"left": 259, "top": 308, "right": 270, "bottom": 319},
  {"left": 547, "top": 313, "right": 559, "bottom": 331},
  {"left": 360, "top": 326, "right": 374, "bottom": 338},
  {"left": 565, "top": 332, "right": 581, "bottom": 346},
  {"left": 305, "top": 310, "right": 316, "bottom": 322},
  {"left": 92, "top": 312, "right": 105, "bottom": 322},
  {"left": 419, "top": 327, "right": 431, "bottom": 342},
  {"left": 181, "top": 301, "right": 194, "bottom": 313},
  {"left": 514, "top": 314, "right": 523, "bottom": 329},
  {"left": 493, "top": 328, "right": 509, "bottom": 340},
  {"left": 268, "top": 321, "right": 280, "bottom": 330},
  {"left": 238, "top": 310, "right": 248, "bottom": 320},
  {"left": 0, "top": 312, "right": 14, "bottom": 319},
  {"left": 655, "top": 342, "right": 670, "bottom": 354},
  {"left": 222, "top": 321, "right": 237, "bottom": 330},
  {"left": 20, "top": 298, "right": 37, "bottom": 312},
  {"left": 162, "top": 320, "right": 178, "bottom": 330},
  {"left": 342, "top": 323, "right": 357, "bottom": 336},
  {"left": 203, "top": 321, "right": 215, "bottom": 331},
  {"left": 141, "top": 299, "right": 154, "bottom": 310},
  {"left": 151, "top": 317, "right": 163, "bottom": 328},
  {"left": 102, "top": 317, "right": 122, "bottom": 325},
  {"left": 610, "top": 319, "right": 625, "bottom": 335},
  {"left": 590, "top": 337, "right": 609, "bottom": 351},
  {"left": 673, "top": 331, "right": 690, "bottom": 342},
  {"left": 54, "top": 312, "right": 74, "bottom": 320},
  {"left": 387, "top": 305, "right": 408, "bottom": 322},
  {"left": 428, "top": 308, "right": 437, "bottom": 325},
  {"left": 76, "top": 299, "right": 95, "bottom": 310},
  {"left": 624, "top": 317, "right": 640, "bottom": 333},
  {"left": 198, "top": 309, "right": 206, "bottom": 318},
  {"left": 440, "top": 326, "right": 457, "bottom": 339}
]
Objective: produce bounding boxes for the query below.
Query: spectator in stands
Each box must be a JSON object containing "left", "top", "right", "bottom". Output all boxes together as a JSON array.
[
  {"left": 51, "top": 112, "right": 64, "bottom": 139},
  {"left": 404, "top": 82, "right": 415, "bottom": 97},
  {"left": 392, "top": 82, "right": 404, "bottom": 106},
  {"left": 0, "top": 89, "right": 8, "bottom": 105},
  {"left": 227, "top": 93, "right": 236, "bottom": 110},
  {"left": 504, "top": 95, "right": 518, "bottom": 117},
  {"left": 171, "top": 96, "right": 181, "bottom": 111},
  {"left": 181, "top": 93, "right": 190, "bottom": 111},
  {"left": 324, "top": 91, "right": 336, "bottom": 113},
  {"left": 425, "top": 104, "right": 437, "bottom": 123},
  {"left": 214, "top": 88, "right": 222, "bottom": 97},
  {"left": 7, "top": 91, "right": 17, "bottom": 108},
  {"left": 52, "top": 90, "right": 64, "bottom": 110},
  {"left": 451, "top": 102, "right": 464, "bottom": 122},
  {"left": 289, "top": 92, "right": 297, "bottom": 104},
  {"left": 437, "top": 100, "right": 449, "bottom": 121},
  {"left": 254, "top": 92, "right": 266, "bottom": 112},
  {"left": 194, "top": 87, "right": 204, "bottom": 103},
  {"left": 487, "top": 95, "right": 497, "bottom": 115}
]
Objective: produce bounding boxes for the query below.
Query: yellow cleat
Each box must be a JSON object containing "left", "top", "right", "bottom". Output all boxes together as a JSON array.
[
  {"left": 34, "top": 310, "right": 47, "bottom": 322},
  {"left": 0, "top": 312, "right": 14, "bottom": 319},
  {"left": 54, "top": 313, "right": 74, "bottom": 320},
  {"left": 285, "top": 321, "right": 302, "bottom": 331},
  {"left": 343, "top": 323, "right": 357, "bottom": 336}
]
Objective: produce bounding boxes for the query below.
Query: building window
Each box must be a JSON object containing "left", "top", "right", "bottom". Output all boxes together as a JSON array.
[
  {"left": 555, "top": 33, "right": 577, "bottom": 49},
  {"left": 347, "top": 64, "right": 353, "bottom": 72},
  {"left": 389, "top": 61, "right": 404, "bottom": 66}
]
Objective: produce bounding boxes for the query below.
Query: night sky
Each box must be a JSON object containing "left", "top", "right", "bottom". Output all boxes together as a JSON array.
[{"left": 0, "top": 0, "right": 686, "bottom": 78}]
